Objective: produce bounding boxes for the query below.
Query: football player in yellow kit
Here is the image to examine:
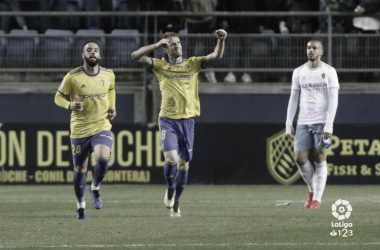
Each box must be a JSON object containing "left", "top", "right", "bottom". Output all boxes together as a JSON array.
[
  {"left": 54, "top": 41, "right": 116, "bottom": 220},
  {"left": 131, "top": 29, "right": 227, "bottom": 217}
]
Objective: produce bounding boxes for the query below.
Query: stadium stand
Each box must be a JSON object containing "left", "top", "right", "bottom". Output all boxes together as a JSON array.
[
  {"left": 249, "top": 30, "right": 275, "bottom": 68},
  {"left": 66, "top": 0, "right": 82, "bottom": 31},
  {"left": 0, "top": 30, "right": 5, "bottom": 66},
  {"left": 42, "top": 29, "right": 73, "bottom": 68},
  {"left": 107, "top": 29, "right": 140, "bottom": 68},
  {"left": 6, "top": 29, "right": 38, "bottom": 67}
]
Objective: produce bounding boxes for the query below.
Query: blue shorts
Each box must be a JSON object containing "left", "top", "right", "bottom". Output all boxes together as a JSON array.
[
  {"left": 294, "top": 124, "right": 331, "bottom": 152},
  {"left": 71, "top": 130, "right": 113, "bottom": 166},
  {"left": 159, "top": 117, "right": 195, "bottom": 161}
]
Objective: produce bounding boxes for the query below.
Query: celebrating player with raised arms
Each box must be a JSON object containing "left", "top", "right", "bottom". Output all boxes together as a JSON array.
[
  {"left": 286, "top": 40, "right": 339, "bottom": 209},
  {"left": 54, "top": 41, "right": 117, "bottom": 220},
  {"left": 131, "top": 29, "right": 227, "bottom": 217}
]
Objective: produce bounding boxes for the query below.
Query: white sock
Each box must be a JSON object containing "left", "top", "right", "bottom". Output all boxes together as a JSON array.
[
  {"left": 77, "top": 201, "right": 86, "bottom": 209},
  {"left": 91, "top": 183, "right": 100, "bottom": 190},
  {"left": 313, "top": 161, "right": 328, "bottom": 202},
  {"left": 297, "top": 160, "right": 314, "bottom": 192}
]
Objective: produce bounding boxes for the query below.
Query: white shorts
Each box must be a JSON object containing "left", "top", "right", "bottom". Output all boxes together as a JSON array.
[{"left": 294, "top": 124, "right": 331, "bottom": 152}]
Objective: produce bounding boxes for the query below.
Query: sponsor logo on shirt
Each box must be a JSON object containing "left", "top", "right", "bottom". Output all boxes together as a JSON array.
[
  {"left": 78, "top": 93, "right": 107, "bottom": 98},
  {"left": 81, "top": 84, "right": 86, "bottom": 88},
  {"left": 301, "top": 82, "right": 327, "bottom": 91},
  {"left": 163, "top": 74, "right": 194, "bottom": 79}
]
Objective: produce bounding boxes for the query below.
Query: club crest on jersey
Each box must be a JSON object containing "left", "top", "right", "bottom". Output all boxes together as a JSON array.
[
  {"left": 322, "top": 73, "right": 326, "bottom": 79},
  {"left": 266, "top": 129, "right": 300, "bottom": 185},
  {"left": 101, "top": 80, "right": 105, "bottom": 86}
]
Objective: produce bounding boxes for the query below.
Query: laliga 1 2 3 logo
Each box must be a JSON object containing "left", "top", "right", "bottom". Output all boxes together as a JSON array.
[
  {"left": 330, "top": 199, "right": 353, "bottom": 237},
  {"left": 332, "top": 199, "right": 352, "bottom": 220}
]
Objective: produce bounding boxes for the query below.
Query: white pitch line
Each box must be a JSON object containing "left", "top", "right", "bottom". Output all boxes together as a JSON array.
[
  {"left": 0, "top": 199, "right": 378, "bottom": 203},
  {"left": 1, "top": 242, "right": 380, "bottom": 248}
]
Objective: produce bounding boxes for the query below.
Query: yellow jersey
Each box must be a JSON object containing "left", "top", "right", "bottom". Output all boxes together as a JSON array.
[
  {"left": 57, "top": 66, "right": 115, "bottom": 138},
  {"left": 152, "top": 57, "right": 204, "bottom": 119}
]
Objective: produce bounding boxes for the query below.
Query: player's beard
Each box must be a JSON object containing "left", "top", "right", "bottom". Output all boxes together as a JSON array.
[
  {"left": 85, "top": 56, "right": 100, "bottom": 67},
  {"left": 308, "top": 55, "right": 316, "bottom": 62}
]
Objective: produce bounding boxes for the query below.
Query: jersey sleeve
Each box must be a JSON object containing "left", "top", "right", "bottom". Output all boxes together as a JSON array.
[
  {"left": 189, "top": 56, "right": 204, "bottom": 72},
  {"left": 152, "top": 58, "right": 163, "bottom": 73},
  {"left": 328, "top": 67, "right": 339, "bottom": 89},
  {"left": 291, "top": 69, "right": 300, "bottom": 91},
  {"left": 108, "top": 73, "right": 116, "bottom": 108},
  {"left": 109, "top": 73, "right": 115, "bottom": 90},
  {"left": 57, "top": 73, "right": 72, "bottom": 96}
]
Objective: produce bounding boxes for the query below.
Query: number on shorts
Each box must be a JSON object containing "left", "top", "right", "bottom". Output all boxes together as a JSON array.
[
  {"left": 161, "top": 130, "right": 166, "bottom": 140},
  {"left": 71, "top": 144, "right": 81, "bottom": 155}
]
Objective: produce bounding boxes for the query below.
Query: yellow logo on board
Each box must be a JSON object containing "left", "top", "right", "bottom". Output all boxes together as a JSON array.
[{"left": 266, "top": 129, "right": 300, "bottom": 185}]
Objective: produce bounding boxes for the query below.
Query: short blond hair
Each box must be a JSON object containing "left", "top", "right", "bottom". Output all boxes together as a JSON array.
[{"left": 162, "top": 32, "right": 179, "bottom": 40}]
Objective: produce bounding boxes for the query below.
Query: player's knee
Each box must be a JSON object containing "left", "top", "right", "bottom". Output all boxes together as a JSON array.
[
  {"left": 164, "top": 155, "right": 177, "bottom": 163},
  {"left": 74, "top": 165, "right": 87, "bottom": 172},
  {"left": 165, "top": 161, "right": 177, "bottom": 166},
  {"left": 314, "top": 154, "right": 326, "bottom": 163},
  {"left": 295, "top": 157, "right": 307, "bottom": 166},
  {"left": 177, "top": 164, "right": 189, "bottom": 172}
]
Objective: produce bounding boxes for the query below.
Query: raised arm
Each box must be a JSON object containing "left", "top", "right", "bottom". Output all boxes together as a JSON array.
[
  {"left": 202, "top": 29, "right": 227, "bottom": 68},
  {"left": 131, "top": 39, "right": 170, "bottom": 68}
]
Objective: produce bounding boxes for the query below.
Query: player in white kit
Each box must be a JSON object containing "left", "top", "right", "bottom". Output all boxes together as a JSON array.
[{"left": 285, "top": 40, "right": 339, "bottom": 209}]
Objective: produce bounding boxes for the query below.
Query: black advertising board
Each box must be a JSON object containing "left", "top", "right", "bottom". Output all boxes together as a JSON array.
[{"left": 0, "top": 123, "right": 379, "bottom": 185}]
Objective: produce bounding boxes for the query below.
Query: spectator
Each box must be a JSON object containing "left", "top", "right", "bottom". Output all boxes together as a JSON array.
[
  {"left": 84, "top": 0, "right": 113, "bottom": 33},
  {"left": 218, "top": 0, "right": 261, "bottom": 83},
  {"left": 319, "top": 0, "right": 354, "bottom": 33},
  {"left": 142, "top": 0, "right": 183, "bottom": 34},
  {"left": 39, "top": 0, "right": 68, "bottom": 33},
  {"left": 116, "top": 0, "right": 141, "bottom": 31},
  {"left": 351, "top": 0, "right": 380, "bottom": 69},
  {"left": 352, "top": 0, "right": 380, "bottom": 32},
  {"left": 286, "top": 0, "right": 319, "bottom": 33},
  {"left": 0, "top": 0, "right": 27, "bottom": 33},
  {"left": 259, "top": 0, "right": 288, "bottom": 33},
  {"left": 183, "top": 0, "right": 217, "bottom": 83}
]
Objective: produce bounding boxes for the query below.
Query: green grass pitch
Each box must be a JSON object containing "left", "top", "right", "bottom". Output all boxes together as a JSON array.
[{"left": 0, "top": 185, "right": 378, "bottom": 250}]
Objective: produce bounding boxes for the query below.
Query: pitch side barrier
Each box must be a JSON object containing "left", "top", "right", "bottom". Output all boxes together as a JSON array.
[{"left": 0, "top": 123, "right": 379, "bottom": 185}]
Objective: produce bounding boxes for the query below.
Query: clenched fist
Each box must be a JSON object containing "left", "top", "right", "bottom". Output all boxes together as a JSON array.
[{"left": 216, "top": 29, "right": 227, "bottom": 41}]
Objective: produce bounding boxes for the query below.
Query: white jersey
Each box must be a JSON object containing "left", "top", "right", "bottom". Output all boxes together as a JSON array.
[{"left": 291, "top": 62, "right": 339, "bottom": 125}]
